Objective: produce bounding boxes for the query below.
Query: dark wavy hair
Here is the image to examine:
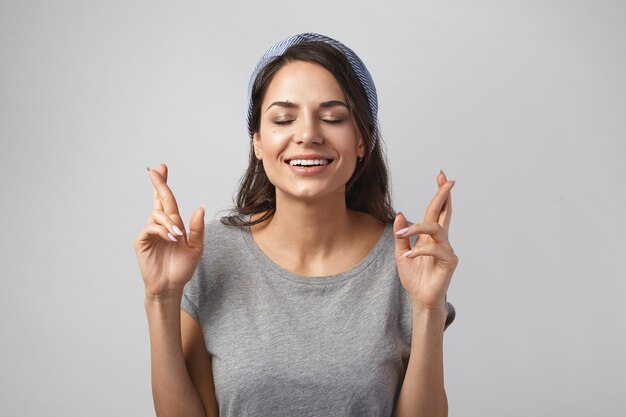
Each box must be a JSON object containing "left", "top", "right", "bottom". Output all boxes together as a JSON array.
[{"left": 221, "top": 41, "right": 395, "bottom": 227}]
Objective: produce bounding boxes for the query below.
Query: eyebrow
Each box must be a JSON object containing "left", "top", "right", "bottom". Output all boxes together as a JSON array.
[{"left": 266, "top": 100, "right": 349, "bottom": 111}]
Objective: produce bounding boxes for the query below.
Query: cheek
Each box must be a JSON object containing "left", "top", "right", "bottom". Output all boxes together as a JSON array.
[
  {"left": 260, "top": 139, "right": 288, "bottom": 158},
  {"left": 257, "top": 129, "right": 290, "bottom": 154},
  {"left": 335, "top": 131, "right": 362, "bottom": 155}
]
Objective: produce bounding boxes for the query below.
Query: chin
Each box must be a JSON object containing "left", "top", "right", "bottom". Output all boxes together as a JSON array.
[{"left": 278, "top": 184, "right": 346, "bottom": 203}]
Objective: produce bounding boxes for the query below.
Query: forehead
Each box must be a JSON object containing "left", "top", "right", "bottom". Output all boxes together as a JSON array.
[{"left": 262, "top": 60, "right": 346, "bottom": 105}]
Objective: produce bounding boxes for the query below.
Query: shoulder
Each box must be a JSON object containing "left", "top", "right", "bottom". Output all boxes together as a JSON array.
[
  {"left": 193, "top": 219, "right": 251, "bottom": 274},
  {"left": 186, "top": 220, "right": 248, "bottom": 291},
  {"left": 201, "top": 218, "right": 245, "bottom": 247}
]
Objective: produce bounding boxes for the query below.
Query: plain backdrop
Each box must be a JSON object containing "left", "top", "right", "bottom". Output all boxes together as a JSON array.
[{"left": 1, "top": 0, "right": 625, "bottom": 416}]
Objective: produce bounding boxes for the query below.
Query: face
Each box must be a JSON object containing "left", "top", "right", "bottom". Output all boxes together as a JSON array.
[{"left": 253, "top": 60, "right": 364, "bottom": 203}]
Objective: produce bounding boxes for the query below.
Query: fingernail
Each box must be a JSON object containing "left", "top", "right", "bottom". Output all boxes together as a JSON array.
[
  {"left": 172, "top": 225, "right": 184, "bottom": 236},
  {"left": 146, "top": 167, "right": 151, "bottom": 173},
  {"left": 167, "top": 232, "right": 177, "bottom": 242},
  {"left": 440, "top": 169, "right": 445, "bottom": 175},
  {"left": 402, "top": 250, "right": 412, "bottom": 258},
  {"left": 396, "top": 227, "right": 409, "bottom": 236}
]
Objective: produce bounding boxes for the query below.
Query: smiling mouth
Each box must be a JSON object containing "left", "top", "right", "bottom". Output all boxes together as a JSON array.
[{"left": 286, "top": 159, "right": 333, "bottom": 167}]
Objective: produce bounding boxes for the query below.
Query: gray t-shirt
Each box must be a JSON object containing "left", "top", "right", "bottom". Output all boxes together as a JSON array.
[{"left": 181, "top": 219, "right": 415, "bottom": 417}]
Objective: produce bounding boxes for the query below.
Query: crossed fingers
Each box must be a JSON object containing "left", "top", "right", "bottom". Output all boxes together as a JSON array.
[
  {"left": 147, "top": 164, "right": 185, "bottom": 241},
  {"left": 424, "top": 170, "right": 454, "bottom": 232},
  {"left": 148, "top": 164, "right": 181, "bottom": 216},
  {"left": 396, "top": 171, "right": 456, "bottom": 260}
]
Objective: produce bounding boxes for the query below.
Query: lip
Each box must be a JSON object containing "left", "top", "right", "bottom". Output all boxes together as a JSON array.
[
  {"left": 284, "top": 154, "right": 333, "bottom": 162},
  {"left": 284, "top": 154, "right": 334, "bottom": 176},
  {"left": 288, "top": 164, "right": 329, "bottom": 176}
]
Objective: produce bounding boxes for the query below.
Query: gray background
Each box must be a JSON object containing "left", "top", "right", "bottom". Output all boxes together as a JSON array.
[{"left": 1, "top": 0, "right": 624, "bottom": 416}]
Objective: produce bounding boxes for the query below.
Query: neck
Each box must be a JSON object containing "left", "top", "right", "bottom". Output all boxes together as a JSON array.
[
  {"left": 277, "top": 189, "right": 352, "bottom": 244},
  {"left": 249, "top": 188, "right": 385, "bottom": 277},
  {"left": 258, "top": 188, "right": 355, "bottom": 259}
]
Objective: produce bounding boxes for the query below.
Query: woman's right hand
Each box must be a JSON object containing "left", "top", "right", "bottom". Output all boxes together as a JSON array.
[{"left": 134, "top": 163, "right": 205, "bottom": 299}]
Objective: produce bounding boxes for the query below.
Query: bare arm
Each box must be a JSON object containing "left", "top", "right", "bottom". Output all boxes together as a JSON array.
[
  {"left": 134, "top": 163, "right": 218, "bottom": 416},
  {"left": 393, "top": 170, "right": 457, "bottom": 417},
  {"left": 393, "top": 305, "right": 448, "bottom": 417},
  {"left": 181, "top": 309, "right": 219, "bottom": 417},
  {"left": 145, "top": 292, "right": 213, "bottom": 417}
]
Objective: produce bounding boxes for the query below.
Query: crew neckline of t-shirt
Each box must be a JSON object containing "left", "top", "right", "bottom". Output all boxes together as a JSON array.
[{"left": 240, "top": 221, "right": 393, "bottom": 285}]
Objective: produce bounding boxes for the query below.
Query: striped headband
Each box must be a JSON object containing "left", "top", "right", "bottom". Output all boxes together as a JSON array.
[{"left": 246, "top": 33, "right": 379, "bottom": 147}]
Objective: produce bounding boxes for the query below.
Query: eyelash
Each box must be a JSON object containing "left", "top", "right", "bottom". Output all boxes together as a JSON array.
[{"left": 273, "top": 118, "right": 344, "bottom": 126}]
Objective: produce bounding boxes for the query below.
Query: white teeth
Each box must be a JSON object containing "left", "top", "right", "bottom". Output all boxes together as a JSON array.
[{"left": 289, "top": 159, "right": 330, "bottom": 166}]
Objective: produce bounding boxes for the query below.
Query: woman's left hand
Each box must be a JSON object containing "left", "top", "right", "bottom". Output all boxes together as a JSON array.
[{"left": 394, "top": 170, "right": 458, "bottom": 312}]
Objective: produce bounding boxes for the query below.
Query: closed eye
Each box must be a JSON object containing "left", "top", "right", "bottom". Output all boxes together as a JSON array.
[
  {"left": 271, "top": 116, "right": 345, "bottom": 126},
  {"left": 273, "top": 118, "right": 295, "bottom": 126},
  {"left": 322, "top": 118, "right": 344, "bottom": 124}
]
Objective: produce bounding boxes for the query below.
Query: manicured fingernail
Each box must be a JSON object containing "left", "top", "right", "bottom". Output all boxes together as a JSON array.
[
  {"left": 146, "top": 167, "right": 151, "bottom": 173},
  {"left": 172, "top": 225, "right": 184, "bottom": 236},
  {"left": 167, "top": 232, "right": 177, "bottom": 242},
  {"left": 440, "top": 169, "right": 445, "bottom": 175},
  {"left": 402, "top": 250, "right": 412, "bottom": 258},
  {"left": 396, "top": 227, "right": 409, "bottom": 236}
]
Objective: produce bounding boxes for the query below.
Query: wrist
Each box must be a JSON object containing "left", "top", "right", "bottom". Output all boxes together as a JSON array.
[
  {"left": 411, "top": 301, "right": 448, "bottom": 322},
  {"left": 144, "top": 287, "right": 184, "bottom": 306},
  {"left": 144, "top": 291, "right": 184, "bottom": 325}
]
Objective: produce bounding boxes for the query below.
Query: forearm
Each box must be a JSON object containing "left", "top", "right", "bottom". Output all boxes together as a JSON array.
[
  {"left": 394, "top": 303, "right": 448, "bottom": 417},
  {"left": 145, "top": 292, "right": 207, "bottom": 417}
]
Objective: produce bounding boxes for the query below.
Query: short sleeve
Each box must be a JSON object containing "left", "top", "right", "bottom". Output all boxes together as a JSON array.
[{"left": 181, "top": 267, "right": 201, "bottom": 323}]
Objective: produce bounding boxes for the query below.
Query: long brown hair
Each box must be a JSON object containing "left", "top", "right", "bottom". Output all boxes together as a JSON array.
[{"left": 221, "top": 41, "right": 395, "bottom": 227}]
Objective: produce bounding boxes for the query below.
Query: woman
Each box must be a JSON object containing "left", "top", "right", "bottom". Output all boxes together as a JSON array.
[{"left": 134, "top": 33, "right": 458, "bottom": 417}]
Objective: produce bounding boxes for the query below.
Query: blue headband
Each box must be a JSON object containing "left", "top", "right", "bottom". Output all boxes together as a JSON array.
[{"left": 246, "top": 33, "right": 378, "bottom": 146}]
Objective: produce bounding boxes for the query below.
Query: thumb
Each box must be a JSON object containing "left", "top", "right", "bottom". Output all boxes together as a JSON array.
[
  {"left": 394, "top": 211, "right": 411, "bottom": 257},
  {"left": 187, "top": 206, "right": 205, "bottom": 250}
]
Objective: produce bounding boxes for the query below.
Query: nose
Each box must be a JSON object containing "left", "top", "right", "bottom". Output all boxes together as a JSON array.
[{"left": 295, "top": 113, "right": 323, "bottom": 145}]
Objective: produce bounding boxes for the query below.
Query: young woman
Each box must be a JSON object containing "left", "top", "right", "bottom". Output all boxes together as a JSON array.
[{"left": 134, "top": 33, "right": 458, "bottom": 417}]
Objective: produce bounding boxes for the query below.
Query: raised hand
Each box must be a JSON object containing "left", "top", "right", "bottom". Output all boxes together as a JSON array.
[
  {"left": 393, "top": 170, "right": 458, "bottom": 312},
  {"left": 133, "top": 163, "right": 205, "bottom": 298}
]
